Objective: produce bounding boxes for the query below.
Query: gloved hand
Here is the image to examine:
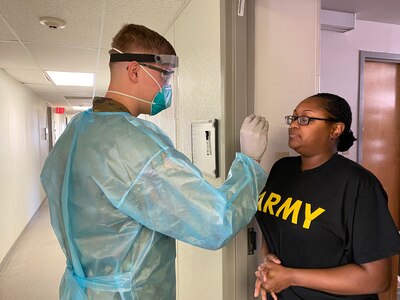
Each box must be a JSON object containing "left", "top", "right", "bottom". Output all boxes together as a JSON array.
[{"left": 240, "top": 114, "right": 269, "bottom": 162}]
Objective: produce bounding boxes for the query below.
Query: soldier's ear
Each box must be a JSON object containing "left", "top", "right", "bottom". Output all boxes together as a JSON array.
[{"left": 127, "top": 62, "right": 140, "bottom": 82}]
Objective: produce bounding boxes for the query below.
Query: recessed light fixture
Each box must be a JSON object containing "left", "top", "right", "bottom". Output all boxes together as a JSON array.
[
  {"left": 46, "top": 71, "right": 94, "bottom": 87},
  {"left": 72, "top": 106, "right": 91, "bottom": 111},
  {"left": 39, "top": 17, "right": 66, "bottom": 29}
]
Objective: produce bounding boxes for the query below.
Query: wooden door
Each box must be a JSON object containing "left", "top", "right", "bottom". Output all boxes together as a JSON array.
[{"left": 362, "top": 61, "right": 400, "bottom": 300}]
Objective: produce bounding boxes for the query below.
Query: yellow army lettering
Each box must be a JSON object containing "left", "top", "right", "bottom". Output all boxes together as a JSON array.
[{"left": 257, "top": 192, "right": 325, "bottom": 229}]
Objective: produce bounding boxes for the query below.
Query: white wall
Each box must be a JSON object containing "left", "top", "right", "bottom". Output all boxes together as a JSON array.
[
  {"left": 144, "top": 0, "right": 223, "bottom": 298},
  {"left": 0, "top": 69, "right": 48, "bottom": 264},
  {"left": 321, "top": 20, "right": 400, "bottom": 162},
  {"left": 254, "top": 0, "right": 320, "bottom": 171},
  {"left": 171, "top": 0, "right": 224, "bottom": 299}
]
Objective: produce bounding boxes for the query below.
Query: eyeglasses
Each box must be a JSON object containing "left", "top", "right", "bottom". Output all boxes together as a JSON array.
[
  {"left": 285, "top": 115, "right": 338, "bottom": 126},
  {"left": 139, "top": 63, "right": 174, "bottom": 82}
]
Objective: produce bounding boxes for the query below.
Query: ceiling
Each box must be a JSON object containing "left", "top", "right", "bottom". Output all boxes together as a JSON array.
[
  {"left": 0, "top": 0, "right": 399, "bottom": 113},
  {"left": 0, "top": 0, "right": 190, "bottom": 112},
  {"left": 321, "top": 0, "right": 400, "bottom": 26}
]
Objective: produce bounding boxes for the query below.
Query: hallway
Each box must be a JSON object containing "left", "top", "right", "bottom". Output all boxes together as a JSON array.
[{"left": 0, "top": 201, "right": 64, "bottom": 300}]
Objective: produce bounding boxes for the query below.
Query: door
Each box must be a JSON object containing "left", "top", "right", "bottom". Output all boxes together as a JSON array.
[{"left": 360, "top": 56, "right": 400, "bottom": 300}]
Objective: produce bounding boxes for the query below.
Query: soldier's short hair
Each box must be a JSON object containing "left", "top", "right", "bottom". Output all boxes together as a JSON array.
[{"left": 110, "top": 24, "right": 176, "bottom": 56}]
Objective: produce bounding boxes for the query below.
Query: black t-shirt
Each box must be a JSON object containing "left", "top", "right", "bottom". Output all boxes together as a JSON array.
[{"left": 256, "top": 154, "right": 400, "bottom": 299}]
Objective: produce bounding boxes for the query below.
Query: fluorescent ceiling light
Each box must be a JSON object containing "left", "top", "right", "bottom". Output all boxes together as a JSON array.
[
  {"left": 72, "top": 106, "right": 91, "bottom": 111},
  {"left": 46, "top": 71, "right": 94, "bottom": 86}
]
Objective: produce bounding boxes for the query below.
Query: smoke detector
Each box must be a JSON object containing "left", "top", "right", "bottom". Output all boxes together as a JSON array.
[{"left": 39, "top": 17, "right": 66, "bottom": 29}]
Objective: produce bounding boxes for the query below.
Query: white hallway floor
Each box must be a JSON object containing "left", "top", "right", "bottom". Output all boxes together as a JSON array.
[{"left": 0, "top": 201, "right": 65, "bottom": 300}]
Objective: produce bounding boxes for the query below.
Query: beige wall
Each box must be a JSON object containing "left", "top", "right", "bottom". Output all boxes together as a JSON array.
[
  {"left": 255, "top": 0, "right": 320, "bottom": 118},
  {"left": 0, "top": 69, "right": 48, "bottom": 264},
  {"left": 254, "top": 0, "right": 320, "bottom": 171},
  {"left": 145, "top": 0, "right": 224, "bottom": 298},
  {"left": 172, "top": 0, "right": 224, "bottom": 299}
]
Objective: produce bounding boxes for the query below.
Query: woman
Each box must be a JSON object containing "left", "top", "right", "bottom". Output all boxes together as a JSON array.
[{"left": 254, "top": 93, "right": 400, "bottom": 299}]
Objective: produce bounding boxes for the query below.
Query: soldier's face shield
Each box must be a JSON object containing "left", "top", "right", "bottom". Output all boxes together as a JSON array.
[{"left": 110, "top": 48, "right": 178, "bottom": 85}]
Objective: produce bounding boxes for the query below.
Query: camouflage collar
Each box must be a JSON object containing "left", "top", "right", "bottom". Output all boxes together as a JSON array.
[{"left": 92, "top": 97, "right": 130, "bottom": 113}]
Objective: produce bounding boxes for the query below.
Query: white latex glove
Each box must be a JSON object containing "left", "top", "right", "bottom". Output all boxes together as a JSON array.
[{"left": 240, "top": 114, "right": 269, "bottom": 162}]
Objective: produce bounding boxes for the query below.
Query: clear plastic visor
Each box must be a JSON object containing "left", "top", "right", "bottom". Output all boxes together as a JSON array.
[{"left": 139, "top": 63, "right": 174, "bottom": 86}]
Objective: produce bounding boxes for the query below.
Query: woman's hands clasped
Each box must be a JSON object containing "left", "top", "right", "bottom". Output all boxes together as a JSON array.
[{"left": 255, "top": 253, "right": 292, "bottom": 300}]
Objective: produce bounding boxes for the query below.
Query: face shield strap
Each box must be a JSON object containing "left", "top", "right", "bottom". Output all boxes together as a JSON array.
[{"left": 110, "top": 53, "right": 179, "bottom": 68}]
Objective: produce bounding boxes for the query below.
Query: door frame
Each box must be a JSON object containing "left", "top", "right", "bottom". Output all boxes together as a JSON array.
[
  {"left": 358, "top": 50, "right": 400, "bottom": 299},
  {"left": 221, "top": 0, "right": 255, "bottom": 299},
  {"left": 46, "top": 106, "right": 54, "bottom": 151},
  {"left": 357, "top": 51, "right": 400, "bottom": 163}
]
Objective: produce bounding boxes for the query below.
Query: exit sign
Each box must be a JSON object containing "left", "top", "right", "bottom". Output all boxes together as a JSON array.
[{"left": 55, "top": 107, "right": 65, "bottom": 114}]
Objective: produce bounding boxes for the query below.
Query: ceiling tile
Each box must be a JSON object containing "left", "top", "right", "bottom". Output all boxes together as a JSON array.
[
  {"left": 100, "top": 0, "right": 189, "bottom": 49},
  {"left": 0, "top": 15, "right": 18, "bottom": 41},
  {"left": 24, "top": 83, "right": 67, "bottom": 105},
  {"left": 26, "top": 43, "right": 98, "bottom": 72},
  {"left": 0, "top": 41, "right": 40, "bottom": 69},
  {"left": 4, "top": 68, "right": 50, "bottom": 85},
  {"left": 0, "top": 0, "right": 103, "bottom": 48},
  {"left": 57, "top": 85, "right": 94, "bottom": 98}
]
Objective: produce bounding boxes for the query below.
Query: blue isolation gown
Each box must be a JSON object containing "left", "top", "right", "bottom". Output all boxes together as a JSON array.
[{"left": 41, "top": 109, "right": 267, "bottom": 300}]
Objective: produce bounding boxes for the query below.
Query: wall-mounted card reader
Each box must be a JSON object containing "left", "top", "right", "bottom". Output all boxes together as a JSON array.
[{"left": 191, "top": 119, "right": 219, "bottom": 178}]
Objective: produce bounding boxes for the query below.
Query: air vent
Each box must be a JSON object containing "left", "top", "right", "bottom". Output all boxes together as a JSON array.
[{"left": 321, "top": 10, "right": 355, "bottom": 33}]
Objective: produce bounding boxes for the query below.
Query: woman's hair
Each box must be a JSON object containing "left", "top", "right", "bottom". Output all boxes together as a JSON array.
[
  {"left": 310, "top": 93, "right": 357, "bottom": 152},
  {"left": 110, "top": 24, "right": 176, "bottom": 55}
]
